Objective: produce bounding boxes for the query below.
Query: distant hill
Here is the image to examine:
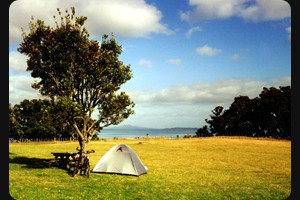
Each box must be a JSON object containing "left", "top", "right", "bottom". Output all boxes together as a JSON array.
[
  {"left": 104, "top": 125, "right": 154, "bottom": 130},
  {"left": 162, "top": 127, "right": 198, "bottom": 131}
]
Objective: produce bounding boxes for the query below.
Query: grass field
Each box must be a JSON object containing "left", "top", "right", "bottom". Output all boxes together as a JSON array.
[{"left": 9, "top": 137, "right": 291, "bottom": 200}]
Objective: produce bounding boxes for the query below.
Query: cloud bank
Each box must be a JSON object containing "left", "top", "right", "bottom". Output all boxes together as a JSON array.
[
  {"left": 9, "top": 75, "right": 43, "bottom": 105},
  {"left": 127, "top": 76, "right": 291, "bottom": 107},
  {"left": 9, "top": 0, "right": 172, "bottom": 45},
  {"left": 9, "top": 51, "right": 28, "bottom": 72},
  {"left": 180, "top": 0, "right": 290, "bottom": 22}
]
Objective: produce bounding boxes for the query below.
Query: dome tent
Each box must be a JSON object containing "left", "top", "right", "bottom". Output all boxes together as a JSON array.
[{"left": 92, "top": 144, "right": 148, "bottom": 176}]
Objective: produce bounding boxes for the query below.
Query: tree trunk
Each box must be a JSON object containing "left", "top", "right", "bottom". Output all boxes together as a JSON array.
[
  {"left": 80, "top": 138, "right": 88, "bottom": 166},
  {"left": 72, "top": 122, "right": 97, "bottom": 167}
]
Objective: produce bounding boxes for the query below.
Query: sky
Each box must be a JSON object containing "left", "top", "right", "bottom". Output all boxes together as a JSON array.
[{"left": 9, "top": 0, "right": 291, "bottom": 129}]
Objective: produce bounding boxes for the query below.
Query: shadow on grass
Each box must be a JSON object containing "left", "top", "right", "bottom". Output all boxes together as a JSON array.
[
  {"left": 9, "top": 154, "right": 84, "bottom": 177},
  {"left": 9, "top": 156, "right": 53, "bottom": 169},
  {"left": 9, "top": 154, "right": 77, "bottom": 177}
]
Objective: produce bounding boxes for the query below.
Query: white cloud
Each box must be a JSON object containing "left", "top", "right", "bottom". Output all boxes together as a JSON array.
[
  {"left": 120, "top": 75, "right": 291, "bottom": 128},
  {"left": 138, "top": 58, "right": 153, "bottom": 68},
  {"left": 151, "top": 78, "right": 261, "bottom": 105},
  {"left": 127, "top": 76, "right": 291, "bottom": 107},
  {"left": 196, "top": 44, "right": 221, "bottom": 56},
  {"left": 9, "top": 75, "right": 43, "bottom": 105},
  {"left": 180, "top": 0, "right": 290, "bottom": 22},
  {"left": 230, "top": 53, "right": 240, "bottom": 60},
  {"left": 181, "top": 0, "right": 244, "bottom": 21},
  {"left": 167, "top": 59, "right": 182, "bottom": 65},
  {"left": 239, "top": 0, "right": 291, "bottom": 21},
  {"left": 9, "top": 0, "right": 172, "bottom": 45},
  {"left": 269, "top": 76, "right": 291, "bottom": 87},
  {"left": 113, "top": 103, "right": 210, "bottom": 128},
  {"left": 185, "top": 26, "right": 202, "bottom": 38},
  {"left": 9, "top": 51, "right": 28, "bottom": 72}
]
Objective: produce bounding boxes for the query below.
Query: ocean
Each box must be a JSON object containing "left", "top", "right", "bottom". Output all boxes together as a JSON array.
[{"left": 97, "top": 128, "right": 198, "bottom": 139}]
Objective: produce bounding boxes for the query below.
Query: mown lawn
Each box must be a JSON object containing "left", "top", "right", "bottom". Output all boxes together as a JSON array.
[{"left": 9, "top": 137, "right": 291, "bottom": 200}]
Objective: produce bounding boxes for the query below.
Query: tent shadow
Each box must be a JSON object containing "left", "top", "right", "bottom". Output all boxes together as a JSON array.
[
  {"left": 9, "top": 156, "right": 54, "bottom": 169},
  {"left": 91, "top": 171, "right": 143, "bottom": 177}
]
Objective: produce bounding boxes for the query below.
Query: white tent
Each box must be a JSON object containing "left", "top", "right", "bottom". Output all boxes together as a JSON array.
[{"left": 92, "top": 144, "right": 148, "bottom": 176}]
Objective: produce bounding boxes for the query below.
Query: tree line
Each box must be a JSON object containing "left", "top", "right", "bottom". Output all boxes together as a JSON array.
[
  {"left": 10, "top": 86, "right": 290, "bottom": 141},
  {"left": 9, "top": 99, "right": 75, "bottom": 141},
  {"left": 195, "top": 86, "right": 291, "bottom": 139}
]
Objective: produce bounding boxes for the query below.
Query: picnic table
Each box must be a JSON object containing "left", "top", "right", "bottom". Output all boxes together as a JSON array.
[{"left": 50, "top": 152, "right": 78, "bottom": 168}]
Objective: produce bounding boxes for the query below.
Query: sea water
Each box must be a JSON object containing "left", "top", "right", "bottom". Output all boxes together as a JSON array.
[{"left": 97, "top": 128, "right": 198, "bottom": 139}]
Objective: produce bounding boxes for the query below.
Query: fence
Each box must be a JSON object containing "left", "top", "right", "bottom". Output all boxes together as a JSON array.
[{"left": 9, "top": 137, "right": 74, "bottom": 143}]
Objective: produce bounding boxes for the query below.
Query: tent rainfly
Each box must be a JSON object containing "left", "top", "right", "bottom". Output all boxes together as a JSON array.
[{"left": 92, "top": 144, "right": 148, "bottom": 176}]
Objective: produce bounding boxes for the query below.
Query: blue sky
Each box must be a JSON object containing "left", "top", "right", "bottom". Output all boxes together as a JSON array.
[{"left": 9, "top": 0, "right": 291, "bottom": 128}]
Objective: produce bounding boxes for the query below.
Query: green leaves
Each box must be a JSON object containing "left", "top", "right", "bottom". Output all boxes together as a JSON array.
[
  {"left": 202, "top": 86, "right": 291, "bottom": 139},
  {"left": 17, "top": 7, "right": 135, "bottom": 145},
  {"left": 75, "top": 16, "right": 87, "bottom": 26},
  {"left": 10, "top": 99, "right": 74, "bottom": 139}
]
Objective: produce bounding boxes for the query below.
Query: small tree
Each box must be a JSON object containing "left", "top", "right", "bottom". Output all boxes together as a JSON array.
[
  {"left": 195, "top": 125, "right": 211, "bottom": 137},
  {"left": 205, "top": 106, "right": 225, "bottom": 136},
  {"left": 18, "top": 7, "right": 135, "bottom": 156}
]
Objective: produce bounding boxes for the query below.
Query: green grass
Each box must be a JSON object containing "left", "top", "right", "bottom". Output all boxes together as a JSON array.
[{"left": 9, "top": 137, "right": 291, "bottom": 200}]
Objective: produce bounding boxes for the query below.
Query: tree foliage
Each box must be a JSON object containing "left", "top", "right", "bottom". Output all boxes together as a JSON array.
[
  {"left": 9, "top": 99, "right": 74, "bottom": 140},
  {"left": 196, "top": 86, "right": 291, "bottom": 139},
  {"left": 17, "top": 7, "right": 135, "bottom": 150},
  {"left": 9, "top": 103, "right": 23, "bottom": 140}
]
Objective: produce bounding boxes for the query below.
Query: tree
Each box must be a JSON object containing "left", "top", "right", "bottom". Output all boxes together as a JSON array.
[
  {"left": 42, "top": 100, "right": 75, "bottom": 140},
  {"left": 10, "top": 99, "right": 75, "bottom": 140},
  {"left": 258, "top": 86, "right": 291, "bottom": 139},
  {"left": 18, "top": 7, "right": 135, "bottom": 156},
  {"left": 196, "top": 86, "right": 291, "bottom": 139},
  {"left": 195, "top": 125, "right": 211, "bottom": 137},
  {"left": 227, "top": 96, "right": 252, "bottom": 136},
  {"left": 205, "top": 106, "right": 225, "bottom": 136},
  {"left": 11, "top": 99, "right": 54, "bottom": 140},
  {"left": 9, "top": 103, "right": 23, "bottom": 140}
]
